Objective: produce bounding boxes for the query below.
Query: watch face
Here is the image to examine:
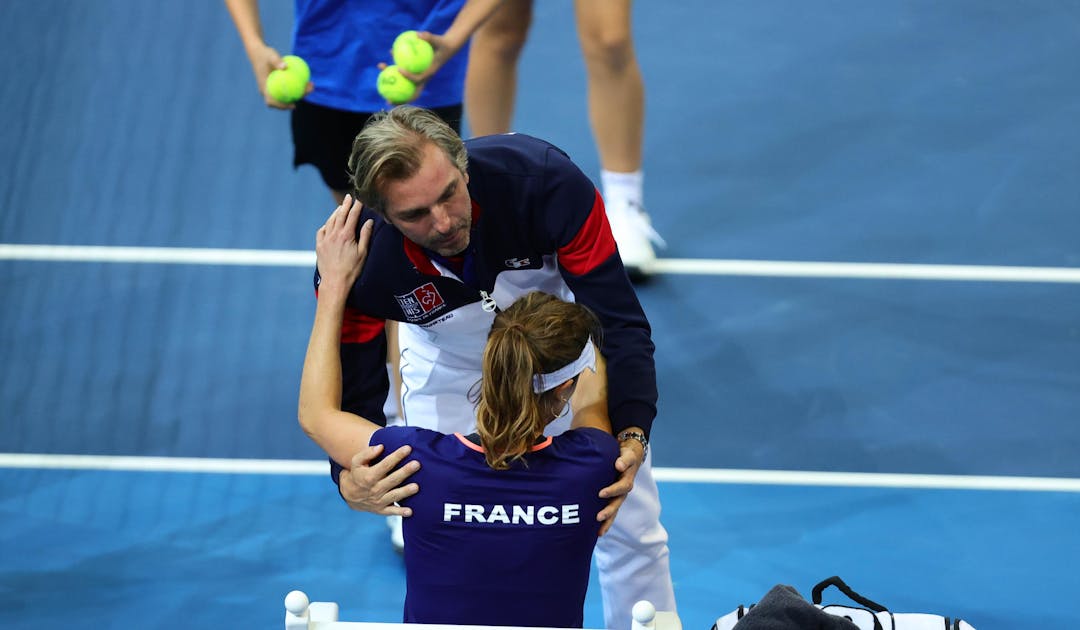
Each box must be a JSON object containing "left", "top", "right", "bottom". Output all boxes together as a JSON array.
[{"left": 617, "top": 431, "right": 648, "bottom": 457}]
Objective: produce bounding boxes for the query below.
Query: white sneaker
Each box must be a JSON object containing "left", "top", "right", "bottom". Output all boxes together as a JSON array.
[
  {"left": 607, "top": 199, "right": 665, "bottom": 280},
  {"left": 387, "top": 514, "right": 404, "bottom": 554}
]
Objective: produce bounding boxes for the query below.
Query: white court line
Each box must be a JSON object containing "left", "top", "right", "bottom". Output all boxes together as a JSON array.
[
  {"left": 0, "top": 453, "right": 325, "bottom": 474},
  {"left": 3, "top": 244, "right": 1080, "bottom": 283},
  {"left": 0, "top": 244, "right": 314, "bottom": 267},
  {"left": 1, "top": 453, "right": 1077, "bottom": 493},
  {"left": 652, "top": 258, "right": 1080, "bottom": 283},
  {"left": 653, "top": 467, "right": 1080, "bottom": 493}
]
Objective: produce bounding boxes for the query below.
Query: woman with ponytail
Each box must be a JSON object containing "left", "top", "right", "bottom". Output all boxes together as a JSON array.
[{"left": 300, "top": 198, "right": 618, "bottom": 627}]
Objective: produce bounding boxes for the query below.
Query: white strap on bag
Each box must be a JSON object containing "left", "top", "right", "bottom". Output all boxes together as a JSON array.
[
  {"left": 818, "top": 606, "right": 976, "bottom": 629},
  {"left": 812, "top": 577, "right": 976, "bottom": 630}
]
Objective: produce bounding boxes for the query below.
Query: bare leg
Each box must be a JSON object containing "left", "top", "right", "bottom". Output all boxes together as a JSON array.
[
  {"left": 573, "top": 0, "right": 643, "bottom": 173},
  {"left": 464, "top": 0, "right": 533, "bottom": 136},
  {"left": 573, "top": 0, "right": 657, "bottom": 278}
]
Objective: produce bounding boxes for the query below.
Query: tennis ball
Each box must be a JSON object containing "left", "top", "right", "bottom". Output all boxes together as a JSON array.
[
  {"left": 392, "top": 30, "right": 434, "bottom": 74},
  {"left": 377, "top": 66, "right": 416, "bottom": 104},
  {"left": 282, "top": 54, "right": 310, "bottom": 84},
  {"left": 266, "top": 67, "right": 306, "bottom": 103}
]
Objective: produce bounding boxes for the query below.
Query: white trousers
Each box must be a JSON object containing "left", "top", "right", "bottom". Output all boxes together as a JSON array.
[{"left": 593, "top": 451, "right": 677, "bottom": 630}]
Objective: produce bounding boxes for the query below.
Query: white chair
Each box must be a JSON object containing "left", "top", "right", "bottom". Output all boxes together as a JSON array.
[{"left": 284, "top": 590, "right": 682, "bottom": 630}]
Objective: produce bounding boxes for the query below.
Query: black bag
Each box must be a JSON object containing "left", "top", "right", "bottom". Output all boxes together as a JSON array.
[{"left": 712, "top": 576, "right": 976, "bottom": 630}]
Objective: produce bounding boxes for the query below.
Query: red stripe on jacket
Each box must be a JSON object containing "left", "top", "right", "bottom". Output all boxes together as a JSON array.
[
  {"left": 342, "top": 306, "right": 385, "bottom": 343},
  {"left": 557, "top": 189, "right": 617, "bottom": 276},
  {"left": 404, "top": 239, "right": 440, "bottom": 275},
  {"left": 315, "top": 286, "right": 385, "bottom": 343}
]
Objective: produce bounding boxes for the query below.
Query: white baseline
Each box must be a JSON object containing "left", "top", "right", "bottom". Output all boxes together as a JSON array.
[
  {"left": 1, "top": 453, "right": 1077, "bottom": 493},
  {"left": 3, "top": 244, "right": 1080, "bottom": 283}
]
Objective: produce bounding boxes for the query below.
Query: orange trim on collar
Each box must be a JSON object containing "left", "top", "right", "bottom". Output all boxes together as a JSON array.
[
  {"left": 530, "top": 436, "right": 553, "bottom": 451},
  {"left": 454, "top": 432, "right": 485, "bottom": 453},
  {"left": 452, "top": 433, "right": 554, "bottom": 452}
]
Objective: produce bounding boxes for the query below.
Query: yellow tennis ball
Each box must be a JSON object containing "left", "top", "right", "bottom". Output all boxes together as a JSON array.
[
  {"left": 392, "top": 30, "right": 434, "bottom": 74},
  {"left": 266, "top": 68, "right": 306, "bottom": 103},
  {"left": 282, "top": 54, "right": 310, "bottom": 84},
  {"left": 377, "top": 66, "right": 416, "bottom": 104}
]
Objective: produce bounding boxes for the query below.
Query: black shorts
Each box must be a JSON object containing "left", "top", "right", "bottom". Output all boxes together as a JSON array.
[{"left": 291, "top": 100, "right": 464, "bottom": 193}]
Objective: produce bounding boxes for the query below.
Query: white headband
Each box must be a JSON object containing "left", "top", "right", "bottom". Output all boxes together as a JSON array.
[{"left": 532, "top": 339, "right": 596, "bottom": 394}]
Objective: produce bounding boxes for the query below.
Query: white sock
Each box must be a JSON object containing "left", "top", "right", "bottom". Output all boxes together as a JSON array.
[{"left": 600, "top": 169, "right": 644, "bottom": 210}]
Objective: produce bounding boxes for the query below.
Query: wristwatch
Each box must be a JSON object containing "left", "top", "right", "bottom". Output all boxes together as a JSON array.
[{"left": 617, "top": 430, "right": 649, "bottom": 460}]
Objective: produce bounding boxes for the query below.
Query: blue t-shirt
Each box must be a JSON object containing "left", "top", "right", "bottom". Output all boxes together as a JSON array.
[
  {"left": 292, "top": 0, "right": 469, "bottom": 112},
  {"left": 370, "top": 426, "right": 619, "bottom": 627}
]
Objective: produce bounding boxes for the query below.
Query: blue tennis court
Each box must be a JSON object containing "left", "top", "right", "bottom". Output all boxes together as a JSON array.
[{"left": 2, "top": 1, "right": 1079, "bottom": 629}]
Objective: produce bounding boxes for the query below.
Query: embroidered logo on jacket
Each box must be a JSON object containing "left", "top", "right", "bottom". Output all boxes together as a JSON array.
[
  {"left": 504, "top": 257, "right": 531, "bottom": 269},
  {"left": 395, "top": 283, "right": 446, "bottom": 321}
]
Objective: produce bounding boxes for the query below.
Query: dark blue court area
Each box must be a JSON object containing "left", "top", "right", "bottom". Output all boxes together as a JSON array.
[{"left": 2, "top": 2, "right": 1079, "bottom": 629}]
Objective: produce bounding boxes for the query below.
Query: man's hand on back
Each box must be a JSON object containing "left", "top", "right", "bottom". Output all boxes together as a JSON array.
[{"left": 339, "top": 443, "right": 421, "bottom": 515}]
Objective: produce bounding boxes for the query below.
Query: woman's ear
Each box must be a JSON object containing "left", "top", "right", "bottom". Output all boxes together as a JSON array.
[{"left": 552, "top": 378, "right": 576, "bottom": 403}]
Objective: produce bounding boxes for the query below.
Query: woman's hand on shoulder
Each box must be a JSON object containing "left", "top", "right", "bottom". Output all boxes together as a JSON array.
[{"left": 316, "top": 194, "right": 373, "bottom": 295}]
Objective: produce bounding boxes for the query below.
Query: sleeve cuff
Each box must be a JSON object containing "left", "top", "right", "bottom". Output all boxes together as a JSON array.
[{"left": 610, "top": 400, "right": 656, "bottom": 439}]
